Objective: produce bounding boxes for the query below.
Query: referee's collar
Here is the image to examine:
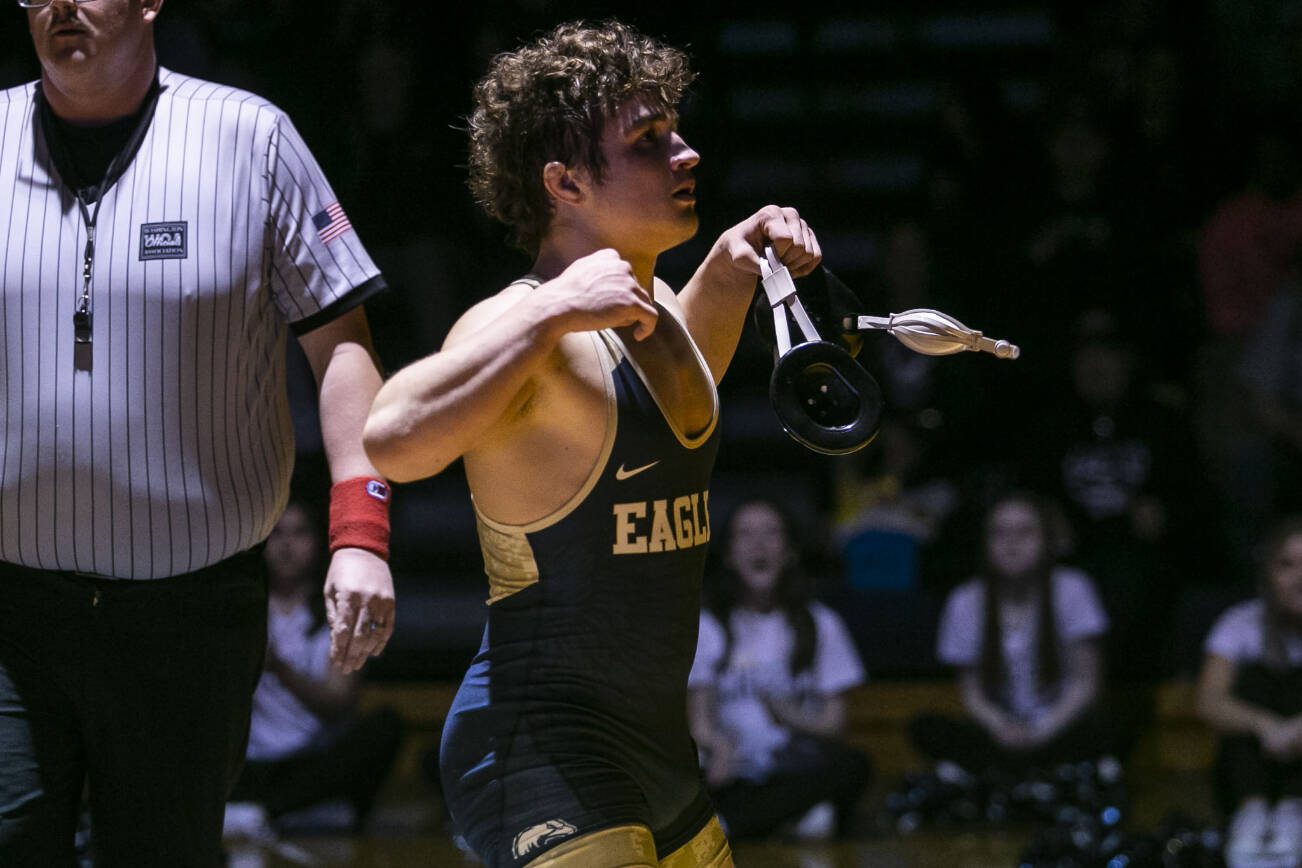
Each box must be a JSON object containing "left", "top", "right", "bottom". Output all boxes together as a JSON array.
[{"left": 36, "top": 68, "right": 163, "bottom": 205}]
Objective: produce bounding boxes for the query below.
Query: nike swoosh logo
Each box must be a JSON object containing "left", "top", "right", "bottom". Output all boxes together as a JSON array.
[{"left": 615, "top": 461, "right": 660, "bottom": 481}]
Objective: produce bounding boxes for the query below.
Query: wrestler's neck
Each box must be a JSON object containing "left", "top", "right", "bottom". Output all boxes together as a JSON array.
[
  {"left": 41, "top": 43, "right": 156, "bottom": 125},
  {"left": 533, "top": 228, "right": 657, "bottom": 292}
]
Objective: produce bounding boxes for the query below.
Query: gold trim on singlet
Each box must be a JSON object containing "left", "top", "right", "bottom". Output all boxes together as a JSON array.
[
  {"left": 521, "top": 818, "right": 732, "bottom": 867},
  {"left": 474, "top": 516, "right": 542, "bottom": 605},
  {"left": 605, "top": 301, "right": 719, "bottom": 450},
  {"left": 474, "top": 329, "right": 619, "bottom": 603},
  {"left": 659, "top": 817, "right": 733, "bottom": 867}
]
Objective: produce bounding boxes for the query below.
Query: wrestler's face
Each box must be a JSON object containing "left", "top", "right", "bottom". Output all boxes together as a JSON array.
[
  {"left": 26, "top": 0, "right": 160, "bottom": 76},
  {"left": 727, "top": 502, "right": 791, "bottom": 602},
  {"left": 986, "top": 501, "right": 1047, "bottom": 582},
  {"left": 265, "top": 504, "right": 321, "bottom": 590},
  {"left": 1267, "top": 533, "right": 1302, "bottom": 619},
  {"left": 582, "top": 98, "right": 700, "bottom": 256}
]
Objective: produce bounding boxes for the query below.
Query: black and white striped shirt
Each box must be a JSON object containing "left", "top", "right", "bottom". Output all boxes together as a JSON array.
[{"left": 0, "top": 68, "right": 385, "bottom": 579}]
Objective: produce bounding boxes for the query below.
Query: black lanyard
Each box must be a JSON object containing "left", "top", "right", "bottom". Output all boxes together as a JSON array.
[
  {"left": 37, "top": 78, "right": 160, "bottom": 356},
  {"left": 71, "top": 160, "right": 118, "bottom": 346}
]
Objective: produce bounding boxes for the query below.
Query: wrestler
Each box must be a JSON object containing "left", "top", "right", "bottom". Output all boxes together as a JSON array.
[{"left": 364, "top": 21, "right": 820, "bottom": 867}]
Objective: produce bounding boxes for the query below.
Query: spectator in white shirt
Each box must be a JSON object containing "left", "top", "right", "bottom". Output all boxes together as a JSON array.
[
  {"left": 1197, "top": 516, "right": 1302, "bottom": 866},
  {"left": 689, "top": 499, "right": 870, "bottom": 839},
  {"left": 911, "top": 492, "right": 1112, "bottom": 772},
  {"left": 227, "top": 499, "right": 402, "bottom": 833}
]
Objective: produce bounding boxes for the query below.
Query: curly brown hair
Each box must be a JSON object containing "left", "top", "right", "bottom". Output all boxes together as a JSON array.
[{"left": 467, "top": 21, "right": 696, "bottom": 253}]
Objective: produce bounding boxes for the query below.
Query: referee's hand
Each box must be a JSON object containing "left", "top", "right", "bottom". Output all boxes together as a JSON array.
[{"left": 324, "top": 548, "right": 396, "bottom": 673}]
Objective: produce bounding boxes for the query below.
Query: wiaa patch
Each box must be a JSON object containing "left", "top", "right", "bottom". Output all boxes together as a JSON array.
[{"left": 138, "top": 221, "right": 188, "bottom": 261}]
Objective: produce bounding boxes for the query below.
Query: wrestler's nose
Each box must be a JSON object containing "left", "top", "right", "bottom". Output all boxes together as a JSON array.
[{"left": 670, "top": 133, "right": 700, "bottom": 171}]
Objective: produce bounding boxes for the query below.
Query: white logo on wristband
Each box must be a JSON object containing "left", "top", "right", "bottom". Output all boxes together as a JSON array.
[{"left": 365, "top": 480, "right": 390, "bottom": 502}]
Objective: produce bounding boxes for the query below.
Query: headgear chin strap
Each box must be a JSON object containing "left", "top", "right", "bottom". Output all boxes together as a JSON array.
[{"left": 759, "top": 246, "right": 883, "bottom": 455}]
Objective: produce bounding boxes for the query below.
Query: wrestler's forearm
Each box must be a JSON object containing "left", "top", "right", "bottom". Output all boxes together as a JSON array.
[{"left": 679, "top": 241, "right": 758, "bottom": 385}]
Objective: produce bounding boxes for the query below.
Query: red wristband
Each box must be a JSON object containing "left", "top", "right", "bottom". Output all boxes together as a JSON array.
[{"left": 329, "top": 477, "right": 392, "bottom": 560}]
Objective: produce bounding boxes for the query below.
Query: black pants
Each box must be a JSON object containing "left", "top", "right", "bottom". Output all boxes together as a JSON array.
[
  {"left": 710, "top": 735, "right": 871, "bottom": 839},
  {"left": 0, "top": 552, "right": 267, "bottom": 867},
  {"left": 1214, "top": 664, "right": 1302, "bottom": 813},
  {"left": 229, "top": 707, "right": 403, "bottom": 827},
  {"left": 908, "top": 707, "right": 1117, "bottom": 774}
]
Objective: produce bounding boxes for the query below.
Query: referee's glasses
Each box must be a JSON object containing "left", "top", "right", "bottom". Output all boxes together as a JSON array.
[{"left": 16, "top": 0, "right": 97, "bottom": 7}]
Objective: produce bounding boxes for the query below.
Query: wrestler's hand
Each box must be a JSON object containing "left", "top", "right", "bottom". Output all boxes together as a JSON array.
[
  {"left": 532, "top": 248, "right": 659, "bottom": 341},
  {"left": 324, "top": 547, "right": 396, "bottom": 673},
  {"left": 709, "top": 204, "right": 823, "bottom": 285}
]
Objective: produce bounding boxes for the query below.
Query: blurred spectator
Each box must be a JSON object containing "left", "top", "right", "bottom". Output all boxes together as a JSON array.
[
  {"left": 1025, "top": 105, "right": 1116, "bottom": 277},
  {"left": 832, "top": 221, "right": 982, "bottom": 588},
  {"left": 863, "top": 220, "right": 984, "bottom": 442},
  {"left": 833, "top": 415, "right": 961, "bottom": 594},
  {"left": 1209, "top": 279, "right": 1302, "bottom": 589},
  {"left": 1018, "top": 309, "right": 1199, "bottom": 677},
  {"left": 1197, "top": 119, "right": 1302, "bottom": 582},
  {"left": 226, "top": 500, "right": 402, "bottom": 835},
  {"left": 688, "top": 499, "right": 871, "bottom": 840},
  {"left": 910, "top": 493, "right": 1113, "bottom": 773},
  {"left": 1240, "top": 282, "right": 1302, "bottom": 495},
  {"left": 1004, "top": 101, "right": 1128, "bottom": 403},
  {"left": 1199, "top": 121, "right": 1302, "bottom": 341},
  {"left": 1196, "top": 517, "right": 1302, "bottom": 866}
]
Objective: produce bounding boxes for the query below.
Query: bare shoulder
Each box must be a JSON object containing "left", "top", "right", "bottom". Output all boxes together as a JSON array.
[{"left": 442, "top": 282, "right": 538, "bottom": 351}]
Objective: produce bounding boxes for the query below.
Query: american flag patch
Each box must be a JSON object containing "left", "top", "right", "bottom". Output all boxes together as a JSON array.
[{"left": 312, "top": 202, "right": 352, "bottom": 244}]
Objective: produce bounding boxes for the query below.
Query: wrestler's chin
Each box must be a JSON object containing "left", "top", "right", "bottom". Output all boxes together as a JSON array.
[{"left": 666, "top": 210, "right": 700, "bottom": 250}]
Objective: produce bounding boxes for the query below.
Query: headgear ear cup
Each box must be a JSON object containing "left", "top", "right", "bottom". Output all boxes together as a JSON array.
[
  {"left": 757, "top": 248, "right": 882, "bottom": 455},
  {"left": 769, "top": 340, "right": 882, "bottom": 455}
]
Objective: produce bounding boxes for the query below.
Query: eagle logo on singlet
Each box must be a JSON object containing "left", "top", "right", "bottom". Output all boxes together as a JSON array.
[{"left": 512, "top": 819, "right": 579, "bottom": 859}]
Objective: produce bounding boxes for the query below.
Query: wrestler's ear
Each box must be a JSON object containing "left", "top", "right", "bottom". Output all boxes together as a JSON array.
[
  {"left": 542, "top": 161, "right": 586, "bottom": 208},
  {"left": 141, "top": 0, "right": 165, "bottom": 25}
]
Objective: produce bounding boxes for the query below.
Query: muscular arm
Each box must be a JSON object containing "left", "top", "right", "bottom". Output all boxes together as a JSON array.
[
  {"left": 678, "top": 206, "right": 821, "bottom": 384},
  {"left": 363, "top": 290, "right": 561, "bottom": 483},
  {"left": 363, "top": 250, "right": 656, "bottom": 483}
]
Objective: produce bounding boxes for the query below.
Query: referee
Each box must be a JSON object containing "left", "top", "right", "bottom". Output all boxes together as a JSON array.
[{"left": 1, "top": 1, "right": 396, "bottom": 864}]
